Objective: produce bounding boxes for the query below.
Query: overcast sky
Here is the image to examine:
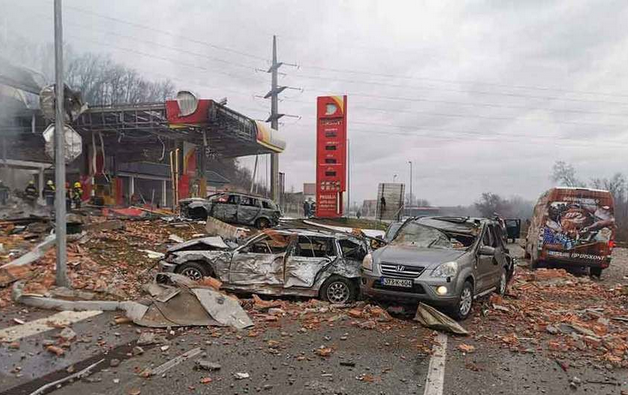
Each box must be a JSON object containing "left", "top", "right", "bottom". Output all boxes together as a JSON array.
[{"left": 2, "top": 0, "right": 628, "bottom": 206}]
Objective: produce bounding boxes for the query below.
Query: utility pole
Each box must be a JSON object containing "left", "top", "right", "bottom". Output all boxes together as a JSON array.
[
  {"left": 54, "top": 0, "right": 68, "bottom": 287},
  {"left": 408, "top": 160, "right": 413, "bottom": 207},
  {"left": 264, "top": 36, "right": 299, "bottom": 202},
  {"left": 268, "top": 36, "right": 281, "bottom": 202}
]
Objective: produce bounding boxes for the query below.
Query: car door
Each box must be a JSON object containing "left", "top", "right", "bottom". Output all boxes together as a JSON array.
[
  {"left": 475, "top": 225, "right": 496, "bottom": 292},
  {"left": 284, "top": 236, "right": 336, "bottom": 288},
  {"left": 489, "top": 224, "right": 509, "bottom": 283},
  {"left": 211, "top": 194, "right": 239, "bottom": 223},
  {"left": 228, "top": 233, "right": 290, "bottom": 286},
  {"left": 238, "top": 196, "right": 262, "bottom": 225}
]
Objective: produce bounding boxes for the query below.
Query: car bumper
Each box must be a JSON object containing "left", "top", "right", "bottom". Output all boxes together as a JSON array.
[
  {"left": 159, "top": 261, "right": 177, "bottom": 273},
  {"left": 360, "top": 272, "right": 459, "bottom": 305}
]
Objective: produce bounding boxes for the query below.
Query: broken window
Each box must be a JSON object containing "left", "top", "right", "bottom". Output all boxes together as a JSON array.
[
  {"left": 338, "top": 238, "right": 367, "bottom": 261},
  {"left": 243, "top": 234, "right": 290, "bottom": 254},
  {"left": 293, "top": 236, "right": 335, "bottom": 258},
  {"left": 240, "top": 197, "right": 259, "bottom": 207},
  {"left": 226, "top": 194, "right": 240, "bottom": 205}
]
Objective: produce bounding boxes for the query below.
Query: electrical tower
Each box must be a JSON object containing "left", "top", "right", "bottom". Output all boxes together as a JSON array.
[{"left": 263, "top": 35, "right": 298, "bottom": 201}]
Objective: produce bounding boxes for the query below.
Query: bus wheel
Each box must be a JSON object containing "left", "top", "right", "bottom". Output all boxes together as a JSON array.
[{"left": 590, "top": 267, "right": 603, "bottom": 278}]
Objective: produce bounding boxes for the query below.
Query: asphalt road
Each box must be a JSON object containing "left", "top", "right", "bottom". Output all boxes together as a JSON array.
[{"left": 1, "top": 243, "right": 627, "bottom": 395}]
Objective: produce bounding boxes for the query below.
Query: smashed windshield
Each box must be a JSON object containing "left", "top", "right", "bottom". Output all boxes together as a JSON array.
[{"left": 392, "top": 222, "right": 454, "bottom": 248}]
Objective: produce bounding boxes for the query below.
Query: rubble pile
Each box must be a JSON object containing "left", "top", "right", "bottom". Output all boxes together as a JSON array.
[
  {"left": 0, "top": 217, "right": 207, "bottom": 308},
  {"left": 471, "top": 268, "right": 628, "bottom": 367}
]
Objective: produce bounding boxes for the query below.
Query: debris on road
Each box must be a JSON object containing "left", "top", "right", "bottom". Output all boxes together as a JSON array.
[
  {"left": 457, "top": 343, "right": 476, "bottom": 354},
  {"left": 142, "top": 347, "right": 202, "bottom": 377},
  {"left": 414, "top": 303, "right": 469, "bottom": 335},
  {"left": 196, "top": 360, "right": 221, "bottom": 371},
  {"left": 470, "top": 266, "right": 628, "bottom": 367},
  {"left": 29, "top": 359, "right": 104, "bottom": 395}
]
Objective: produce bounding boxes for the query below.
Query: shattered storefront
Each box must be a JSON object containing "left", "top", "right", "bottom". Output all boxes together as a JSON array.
[{"left": 1, "top": 84, "right": 285, "bottom": 208}]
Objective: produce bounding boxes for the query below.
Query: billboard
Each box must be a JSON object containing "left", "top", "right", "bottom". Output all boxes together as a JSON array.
[
  {"left": 376, "top": 183, "right": 405, "bottom": 221},
  {"left": 315, "top": 96, "right": 347, "bottom": 218}
]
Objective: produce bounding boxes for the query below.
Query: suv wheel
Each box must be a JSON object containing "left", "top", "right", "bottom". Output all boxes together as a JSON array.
[
  {"left": 255, "top": 217, "right": 271, "bottom": 229},
  {"left": 176, "top": 261, "right": 209, "bottom": 281},
  {"left": 451, "top": 280, "right": 474, "bottom": 321},
  {"left": 497, "top": 269, "right": 507, "bottom": 295},
  {"left": 320, "top": 276, "right": 357, "bottom": 304}
]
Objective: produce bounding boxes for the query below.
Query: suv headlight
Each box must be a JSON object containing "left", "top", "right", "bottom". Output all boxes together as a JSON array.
[
  {"left": 431, "top": 261, "right": 458, "bottom": 278},
  {"left": 362, "top": 253, "right": 373, "bottom": 271}
]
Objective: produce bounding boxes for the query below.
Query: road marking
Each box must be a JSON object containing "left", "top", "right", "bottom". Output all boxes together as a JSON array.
[
  {"left": 0, "top": 310, "right": 102, "bottom": 342},
  {"left": 423, "top": 332, "right": 448, "bottom": 395}
]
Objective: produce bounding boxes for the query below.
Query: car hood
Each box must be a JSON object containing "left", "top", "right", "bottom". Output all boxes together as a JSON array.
[{"left": 373, "top": 245, "right": 467, "bottom": 268}]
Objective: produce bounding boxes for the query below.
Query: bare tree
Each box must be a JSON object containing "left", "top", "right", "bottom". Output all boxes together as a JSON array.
[
  {"left": 551, "top": 161, "right": 584, "bottom": 187},
  {"left": 474, "top": 192, "right": 511, "bottom": 218}
]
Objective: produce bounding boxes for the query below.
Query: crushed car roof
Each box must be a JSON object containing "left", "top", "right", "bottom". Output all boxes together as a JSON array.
[{"left": 415, "top": 216, "right": 484, "bottom": 235}]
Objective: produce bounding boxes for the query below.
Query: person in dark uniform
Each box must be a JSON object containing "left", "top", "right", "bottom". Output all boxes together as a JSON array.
[
  {"left": 72, "top": 182, "right": 83, "bottom": 209},
  {"left": 42, "top": 180, "right": 55, "bottom": 207},
  {"left": 0, "top": 180, "right": 9, "bottom": 206},
  {"left": 24, "top": 180, "right": 38, "bottom": 208}
]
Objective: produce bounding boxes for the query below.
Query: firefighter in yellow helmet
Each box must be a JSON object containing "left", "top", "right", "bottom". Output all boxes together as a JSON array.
[{"left": 72, "top": 181, "right": 83, "bottom": 209}]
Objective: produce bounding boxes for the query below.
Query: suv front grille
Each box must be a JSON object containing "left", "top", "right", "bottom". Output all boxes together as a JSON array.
[{"left": 380, "top": 263, "right": 425, "bottom": 278}]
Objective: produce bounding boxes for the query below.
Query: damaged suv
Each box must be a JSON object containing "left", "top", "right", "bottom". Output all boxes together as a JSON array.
[
  {"left": 361, "top": 216, "right": 514, "bottom": 320},
  {"left": 180, "top": 192, "right": 281, "bottom": 229},
  {"left": 159, "top": 229, "right": 369, "bottom": 304}
]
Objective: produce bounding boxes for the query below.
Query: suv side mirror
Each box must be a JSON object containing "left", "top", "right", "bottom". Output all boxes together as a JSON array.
[{"left": 479, "top": 245, "right": 495, "bottom": 256}]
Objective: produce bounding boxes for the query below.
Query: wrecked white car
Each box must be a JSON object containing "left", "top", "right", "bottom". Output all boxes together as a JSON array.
[{"left": 159, "top": 229, "right": 369, "bottom": 304}]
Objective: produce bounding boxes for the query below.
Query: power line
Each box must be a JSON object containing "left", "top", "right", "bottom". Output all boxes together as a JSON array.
[
  {"left": 297, "top": 64, "right": 628, "bottom": 99},
  {"left": 283, "top": 122, "right": 628, "bottom": 149},
  {"left": 288, "top": 72, "right": 628, "bottom": 106},
  {"left": 294, "top": 87, "right": 628, "bottom": 118},
  {"left": 281, "top": 98, "right": 628, "bottom": 128},
  {"left": 17, "top": 3, "right": 264, "bottom": 72},
  {"left": 59, "top": 2, "right": 270, "bottom": 62},
  {"left": 64, "top": 33, "right": 268, "bottom": 86}
]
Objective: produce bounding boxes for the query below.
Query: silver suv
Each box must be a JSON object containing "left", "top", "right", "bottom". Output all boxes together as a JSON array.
[
  {"left": 180, "top": 192, "right": 281, "bottom": 229},
  {"left": 361, "top": 216, "right": 514, "bottom": 320}
]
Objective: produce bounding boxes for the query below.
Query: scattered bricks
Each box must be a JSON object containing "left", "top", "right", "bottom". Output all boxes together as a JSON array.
[
  {"left": 46, "top": 345, "right": 65, "bottom": 356},
  {"left": 358, "top": 320, "right": 376, "bottom": 330},
  {"left": 58, "top": 327, "right": 77, "bottom": 342},
  {"left": 8, "top": 341, "right": 20, "bottom": 349},
  {"left": 457, "top": 344, "right": 476, "bottom": 354},
  {"left": 268, "top": 308, "right": 286, "bottom": 316},
  {"left": 315, "top": 347, "right": 333, "bottom": 357},
  {"left": 368, "top": 306, "right": 393, "bottom": 322},
  {"left": 267, "top": 340, "right": 280, "bottom": 348},
  {"left": 199, "top": 276, "right": 222, "bottom": 290},
  {"left": 200, "top": 377, "right": 213, "bottom": 384},
  {"left": 584, "top": 336, "right": 602, "bottom": 349},
  {"left": 347, "top": 308, "right": 362, "bottom": 318}
]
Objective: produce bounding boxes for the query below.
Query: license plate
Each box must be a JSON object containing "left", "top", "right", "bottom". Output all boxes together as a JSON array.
[{"left": 381, "top": 277, "right": 413, "bottom": 288}]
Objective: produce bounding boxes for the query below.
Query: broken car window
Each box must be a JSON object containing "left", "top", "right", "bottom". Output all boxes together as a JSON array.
[
  {"left": 294, "top": 236, "right": 335, "bottom": 258},
  {"left": 338, "top": 238, "right": 367, "bottom": 261},
  {"left": 392, "top": 222, "right": 453, "bottom": 248},
  {"left": 226, "top": 194, "right": 240, "bottom": 205}
]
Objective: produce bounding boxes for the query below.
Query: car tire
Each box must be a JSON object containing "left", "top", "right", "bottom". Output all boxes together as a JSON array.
[
  {"left": 320, "top": 276, "right": 357, "bottom": 305},
  {"left": 497, "top": 269, "right": 508, "bottom": 296},
  {"left": 590, "top": 267, "right": 603, "bottom": 278},
  {"left": 188, "top": 207, "right": 208, "bottom": 220},
  {"left": 176, "top": 261, "right": 210, "bottom": 281},
  {"left": 255, "top": 217, "right": 271, "bottom": 229},
  {"left": 450, "top": 280, "right": 474, "bottom": 321}
]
